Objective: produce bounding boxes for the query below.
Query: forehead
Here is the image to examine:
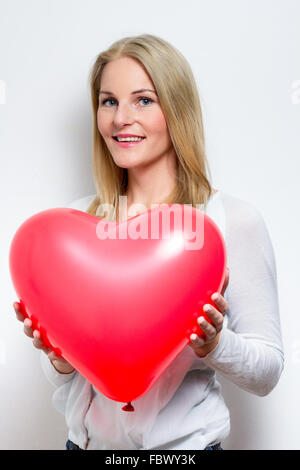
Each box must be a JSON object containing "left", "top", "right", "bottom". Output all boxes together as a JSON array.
[{"left": 100, "top": 57, "right": 154, "bottom": 89}]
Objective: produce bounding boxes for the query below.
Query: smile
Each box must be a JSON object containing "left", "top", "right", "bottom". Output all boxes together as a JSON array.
[{"left": 112, "top": 137, "right": 146, "bottom": 148}]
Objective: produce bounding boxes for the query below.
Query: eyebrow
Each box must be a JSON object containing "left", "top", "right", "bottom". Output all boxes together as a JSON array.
[{"left": 99, "top": 88, "right": 157, "bottom": 96}]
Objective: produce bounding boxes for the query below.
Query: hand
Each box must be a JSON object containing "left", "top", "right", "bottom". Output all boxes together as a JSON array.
[
  {"left": 13, "top": 301, "right": 75, "bottom": 374},
  {"left": 188, "top": 267, "right": 230, "bottom": 358}
]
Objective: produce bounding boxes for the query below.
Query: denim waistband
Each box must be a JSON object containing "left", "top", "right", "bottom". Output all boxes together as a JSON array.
[
  {"left": 204, "top": 442, "right": 223, "bottom": 450},
  {"left": 66, "top": 439, "right": 223, "bottom": 451}
]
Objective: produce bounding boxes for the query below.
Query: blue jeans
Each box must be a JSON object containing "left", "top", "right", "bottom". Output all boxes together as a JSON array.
[
  {"left": 66, "top": 439, "right": 83, "bottom": 450},
  {"left": 66, "top": 439, "right": 223, "bottom": 450},
  {"left": 204, "top": 442, "right": 223, "bottom": 450}
]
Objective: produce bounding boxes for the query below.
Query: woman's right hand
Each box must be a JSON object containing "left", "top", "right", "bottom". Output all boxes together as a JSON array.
[{"left": 13, "top": 301, "right": 75, "bottom": 374}]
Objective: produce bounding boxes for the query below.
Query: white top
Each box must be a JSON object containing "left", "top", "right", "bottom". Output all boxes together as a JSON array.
[{"left": 40, "top": 190, "right": 284, "bottom": 450}]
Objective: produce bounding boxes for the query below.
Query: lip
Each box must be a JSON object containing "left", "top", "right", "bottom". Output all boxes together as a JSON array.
[
  {"left": 113, "top": 134, "right": 145, "bottom": 138},
  {"left": 112, "top": 134, "right": 146, "bottom": 148},
  {"left": 112, "top": 137, "right": 146, "bottom": 148}
]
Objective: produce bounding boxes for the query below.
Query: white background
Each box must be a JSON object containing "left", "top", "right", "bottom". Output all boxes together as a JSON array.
[{"left": 1, "top": 0, "right": 299, "bottom": 450}]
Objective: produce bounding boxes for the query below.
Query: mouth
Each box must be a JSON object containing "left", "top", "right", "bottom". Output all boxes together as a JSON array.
[
  {"left": 112, "top": 136, "right": 146, "bottom": 141},
  {"left": 112, "top": 136, "right": 146, "bottom": 148}
]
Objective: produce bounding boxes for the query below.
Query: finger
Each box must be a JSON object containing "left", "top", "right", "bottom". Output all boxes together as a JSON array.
[
  {"left": 47, "top": 351, "right": 58, "bottom": 361},
  {"left": 32, "top": 330, "right": 48, "bottom": 352},
  {"left": 47, "top": 351, "right": 68, "bottom": 365},
  {"left": 23, "top": 318, "right": 34, "bottom": 338},
  {"left": 32, "top": 330, "right": 53, "bottom": 355},
  {"left": 190, "top": 333, "right": 205, "bottom": 348},
  {"left": 13, "top": 302, "right": 26, "bottom": 322},
  {"left": 197, "top": 316, "right": 217, "bottom": 341},
  {"left": 210, "top": 293, "right": 229, "bottom": 315},
  {"left": 203, "top": 305, "right": 224, "bottom": 333}
]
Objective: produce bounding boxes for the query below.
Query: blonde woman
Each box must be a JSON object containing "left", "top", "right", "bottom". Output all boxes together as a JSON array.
[{"left": 13, "top": 34, "right": 284, "bottom": 450}]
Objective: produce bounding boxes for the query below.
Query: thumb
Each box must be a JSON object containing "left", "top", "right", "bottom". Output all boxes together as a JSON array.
[{"left": 220, "top": 267, "right": 230, "bottom": 297}]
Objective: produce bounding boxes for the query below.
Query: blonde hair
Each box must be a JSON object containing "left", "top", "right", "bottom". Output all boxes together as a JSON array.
[{"left": 86, "top": 34, "right": 213, "bottom": 220}]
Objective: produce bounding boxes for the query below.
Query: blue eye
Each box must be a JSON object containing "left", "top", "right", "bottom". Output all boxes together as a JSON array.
[
  {"left": 101, "top": 96, "right": 153, "bottom": 107},
  {"left": 139, "top": 97, "right": 152, "bottom": 106},
  {"left": 101, "top": 99, "right": 114, "bottom": 106}
]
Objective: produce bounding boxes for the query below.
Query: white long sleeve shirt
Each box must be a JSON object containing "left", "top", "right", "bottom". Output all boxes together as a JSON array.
[{"left": 40, "top": 190, "right": 284, "bottom": 450}]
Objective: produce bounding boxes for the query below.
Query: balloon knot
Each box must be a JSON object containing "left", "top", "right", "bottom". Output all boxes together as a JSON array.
[{"left": 122, "top": 402, "right": 134, "bottom": 412}]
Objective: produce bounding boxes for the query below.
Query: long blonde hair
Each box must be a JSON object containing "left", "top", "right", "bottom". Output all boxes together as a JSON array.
[{"left": 86, "top": 34, "right": 213, "bottom": 220}]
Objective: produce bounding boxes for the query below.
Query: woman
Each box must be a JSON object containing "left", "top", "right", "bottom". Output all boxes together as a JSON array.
[{"left": 13, "top": 34, "right": 284, "bottom": 450}]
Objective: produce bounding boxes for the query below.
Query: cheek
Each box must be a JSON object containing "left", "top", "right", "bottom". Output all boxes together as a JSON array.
[
  {"left": 96, "top": 109, "right": 101, "bottom": 131},
  {"left": 97, "top": 109, "right": 108, "bottom": 136},
  {"left": 147, "top": 110, "right": 169, "bottom": 138}
]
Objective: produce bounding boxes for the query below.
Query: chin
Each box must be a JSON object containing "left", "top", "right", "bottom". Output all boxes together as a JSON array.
[{"left": 112, "top": 157, "right": 143, "bottom": 169}]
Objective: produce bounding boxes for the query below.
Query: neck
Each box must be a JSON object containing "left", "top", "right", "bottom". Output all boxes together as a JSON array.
[{"left": 125, "top": 150, "right": 178, "bottom": 209}]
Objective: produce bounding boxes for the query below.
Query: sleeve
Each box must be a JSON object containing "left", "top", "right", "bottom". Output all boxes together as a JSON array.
[
  {"left": 201, "top": 197, "right": 284, "bottom": 396},
  {"left": 64, "top": 194, "right": 96, "bottom": 211},
  {"left": 40, "top": 351, "right": 77, "bottom": 387}
]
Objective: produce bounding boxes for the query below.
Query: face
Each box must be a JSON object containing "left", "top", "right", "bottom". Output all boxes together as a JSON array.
[{"left": 97, "top": 56, "right": 174, "bottom": 170}]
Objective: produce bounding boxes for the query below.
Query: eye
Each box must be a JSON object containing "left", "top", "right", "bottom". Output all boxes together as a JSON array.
[
  {"left": 101, "top": 98, "right": 115, "bottom": 107},
  {"left": 100, "top": 96, "right": 154, "bottom": 107},
  {"left": 139, "top": 97, "right": 153, "bottom": 106}
]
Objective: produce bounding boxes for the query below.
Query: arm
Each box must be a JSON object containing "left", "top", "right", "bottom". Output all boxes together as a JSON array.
[
  {"left": 13, "top": 301, "right": 76, "bottom": 386},
  {"left": 40, "top": 350, "right": 77, "bottom": 387},
  {"left": 194, "top": 200, "right": 284, "bottom": 396},
  {"left": 38, "top": 196, "right": 96, "bottom": 385}
]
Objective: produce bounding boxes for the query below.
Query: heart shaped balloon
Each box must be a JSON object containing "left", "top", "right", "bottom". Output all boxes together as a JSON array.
[{"left": 9, "top": 203, "right": 226, "bottom": 410}]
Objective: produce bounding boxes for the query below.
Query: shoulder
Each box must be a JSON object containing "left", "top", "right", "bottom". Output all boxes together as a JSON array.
[
  {"left": 217, "top": 191, "right": 274, "bottom": 253},
  {"left": 64, "top": 194, "right": 96, "bottom": 211},
  {"left": 218, "top": 190, "right": 266, "bottom": 230}
]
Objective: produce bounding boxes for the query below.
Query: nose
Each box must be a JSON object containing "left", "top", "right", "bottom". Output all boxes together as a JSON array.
[{"left": 113, "top": 101, "right": 136, "bottom": 127}]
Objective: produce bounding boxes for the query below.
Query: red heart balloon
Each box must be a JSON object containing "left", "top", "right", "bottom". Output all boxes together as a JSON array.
[{"left": 9, "top": 203, "right": 226, "bottom": 409}]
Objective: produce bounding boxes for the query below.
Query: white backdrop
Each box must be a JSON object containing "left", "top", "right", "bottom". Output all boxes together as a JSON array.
[{"left": 1, "top": 0, "right": 299, "bottom": 450}]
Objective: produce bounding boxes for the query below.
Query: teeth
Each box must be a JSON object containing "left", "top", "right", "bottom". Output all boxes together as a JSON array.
[{"left": 116, "top": 137, "right": 144, "bottom": 142}]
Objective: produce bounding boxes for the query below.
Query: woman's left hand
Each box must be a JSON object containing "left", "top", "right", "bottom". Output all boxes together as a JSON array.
[{"left": 188, "top": 267, "right": 230, "bottom": 358}]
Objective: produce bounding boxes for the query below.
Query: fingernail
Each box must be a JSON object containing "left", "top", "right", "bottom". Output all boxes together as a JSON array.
[
  {"left": 203, "top": 304, "right": 211, "bottom": 312},
  {"left": 211, "top": 293, "right": 219, "bottom": 301}
]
